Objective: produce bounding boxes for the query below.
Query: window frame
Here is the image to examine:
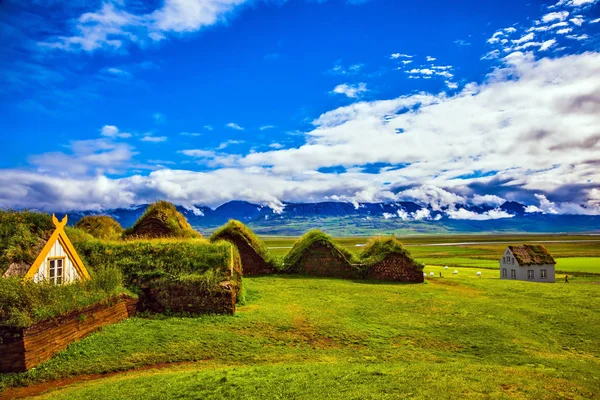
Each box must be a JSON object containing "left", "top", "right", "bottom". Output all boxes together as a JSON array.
[
  {"left": 48, "top": 257, "right": 66, "bottom": 285},
  {"left": 511, "top": 269, "right": 516, "bottom": 279},
  {"left": 527, "top": 270, "right": 534, "bottom": 280},
  {"left": 540, "top": 269, "right": 547, "bottom": 279},
  {"left": 502, "top": 268, "right": 507, "bottom": 278}
]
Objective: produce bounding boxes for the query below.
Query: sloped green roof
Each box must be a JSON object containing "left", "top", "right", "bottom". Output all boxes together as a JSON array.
[
  {"left": 508, "top": 245, "right": 556, "bottom": 266},
  {"left": 359, "top": 235, "right": 422, "bottom": 269},
  {"left": 210, "top": 220, "right": 273, "bottom": 263},
  {"left": 284, "top": 229, "right": 356, "bottom": 267},
  {"left": 125, "top": 201, "right": 202, "bottom": 239}
]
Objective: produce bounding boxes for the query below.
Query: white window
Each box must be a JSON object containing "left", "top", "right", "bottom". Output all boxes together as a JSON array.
[
  {"left": 502, "top": 268, "right": 507, "bottom": 278},
  {"left": 527, "top": 270, "right": 534, "bottom": 280},
  {"left": 541, "top": 269, "right": 547, "bottom": 279},
  {"left": 49, "top": 258, "right": 64, "bottom": 285},
  {"left": 511, "top": 269, "right": 516, "bottom": 279}
]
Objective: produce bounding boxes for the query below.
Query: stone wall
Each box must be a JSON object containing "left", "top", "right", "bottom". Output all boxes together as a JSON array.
[
  {"left": 365, "top": 254, "right": 424, "bottom": 283},
  {"left": 139, "top": 282, "right": 236, "bottom": 315},
  {"left": 286, "top": 243, "right": 361, "bottom": 279},
  {"left": 0, "top": 295, "right": 138, "bottom": 373}
]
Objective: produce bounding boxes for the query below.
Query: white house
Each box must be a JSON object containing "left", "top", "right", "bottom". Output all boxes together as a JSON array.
[
  {"left": 499, "top": 245, "right": 556, "bottom": 283},
  {"left": 3, "top": 214, "right": 90, "bottom": 284}
]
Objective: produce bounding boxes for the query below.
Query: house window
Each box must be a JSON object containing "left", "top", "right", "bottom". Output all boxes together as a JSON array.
[
  {"left": 502, "top": 268, "right": 507, "bottom": 278},
  {"left": 49, "top": 258, "right": 64, "bottom": 285},
  {"left": 527, "top": 270, "right": 534, "bottom": 280},
  {"left": 541, "top": 269, "right": 547, "bottom": 279},
  {"left": 511, "top": 269, "right": 516, "bottom": 279},
  {"left": 512, "top": 258, "right": 515, "bottom": 265}
]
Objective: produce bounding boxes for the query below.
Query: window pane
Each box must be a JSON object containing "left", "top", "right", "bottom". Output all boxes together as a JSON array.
[
  {"left": 49, "top": 260, "right": 55, "bottom": 278},
  {"left": 56, "top": 276, "right": 62, "bottom": 285}
]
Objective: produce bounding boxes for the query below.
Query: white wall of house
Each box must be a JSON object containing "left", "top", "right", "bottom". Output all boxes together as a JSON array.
[
  {"left": 499, "top": 248, "right": 555, "bottom": 283},
  {"left": 33, "top": 238, "right": 81, "bottom": 284}
]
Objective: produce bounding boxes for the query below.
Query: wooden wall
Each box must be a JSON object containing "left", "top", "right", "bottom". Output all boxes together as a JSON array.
[{"left": 0, "top": 295, "right": 137, "bottom": 373}]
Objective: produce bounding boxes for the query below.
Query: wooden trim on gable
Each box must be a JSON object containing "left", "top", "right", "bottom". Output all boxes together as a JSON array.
[{"left": 24, "top": 214, "right": 90, "bottom": 281}]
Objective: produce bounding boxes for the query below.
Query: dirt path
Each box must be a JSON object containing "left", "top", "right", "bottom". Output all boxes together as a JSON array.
[{"left": 0, "top": 361, "right": 201, "bottom": 400}]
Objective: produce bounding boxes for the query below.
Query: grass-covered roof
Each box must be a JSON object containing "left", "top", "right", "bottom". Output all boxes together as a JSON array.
[
  {"left": 283, "top": 229, "right": 356, "bottom": 267},
  {"left": 508, "top": 244, "right": 556, "bottom": 266},
  {"left": 0, "top": 210, "right": 54, "bottom": 275},
  {"left": 124, "top": 201, "right": 202, "bottom": 239},
  {"left": 359, "top": 235, "right": 423, "bottom": 268},
  {"left": 210, "top": 220, "right": 273, "bottom": 264},
  {"left": 75, "top": 215, "right": 124, "bottom": 241}
]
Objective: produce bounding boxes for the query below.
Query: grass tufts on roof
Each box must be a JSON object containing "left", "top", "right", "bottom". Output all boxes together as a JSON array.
[
  {"left": 359, "top": 235, "right": 423, "bottom": 270},
  {"left": 283, "top": 229, "right": 357, "bottom": 268},
  {"left": 0, "top": 210, "right": 54, "bottom": 275},
  {"left": 509, "top": 244, "right": 556, "bottom": 266},
  {"left": 124, "top": 201, "right": 202, "bottom": 240},
  {"left": 75, "top": 215, "right": 124, "bottom": 241},
  {"left": 210, "top": 220, "right": 273, "bottom": 264}
]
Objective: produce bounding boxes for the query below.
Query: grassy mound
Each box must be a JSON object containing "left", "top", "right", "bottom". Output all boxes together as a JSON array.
[
  {"left": 210, "top": 220, "right": 275, "bottom": 274},
  {"left": 124, "top": 201, "right": 201, "bottom": 239},
  {"left": 75, "top": 216, "right": 124, "bottom": 241},
  {"left": 359, "top": 235, "right": 423, "bottom": 270},
  {"left": 0, "top": 211, "right": 54, "bottom": 275},
  {"left": 284, "top": 229, "right": 357, "bottom": 269}
]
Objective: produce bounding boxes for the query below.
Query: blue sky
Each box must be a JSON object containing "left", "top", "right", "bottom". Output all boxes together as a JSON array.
[{"left": 1, "top": 0, "right": 599, "bottom": 218}]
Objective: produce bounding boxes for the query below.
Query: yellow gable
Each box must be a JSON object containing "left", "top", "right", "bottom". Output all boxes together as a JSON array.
[{"left": 24, "top": 214, "right": 90, "bottom": 283}]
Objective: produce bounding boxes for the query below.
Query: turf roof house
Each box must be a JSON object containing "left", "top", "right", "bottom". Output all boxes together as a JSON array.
[
  {"left": 500, "top": 245, "right": 556, "bottom": 283},
  {"left": 2, "top": 214, "right": 90, "bottom": 284}
]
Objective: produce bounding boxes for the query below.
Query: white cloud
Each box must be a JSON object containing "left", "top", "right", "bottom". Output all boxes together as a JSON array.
[
  {"left": 100, "top": 125, "right": 131, "bottom": 138},
  {"left": 226, "top": 122, "right": 244, "bottom": 130},
  {"left": 4, "top": 52, "right": 600, "bottom": 214},
  {"left": 407, "top": 68, "right": 453, "bottom": 79},
  {"left": 471, "top": 194, "right": 506, "bottom": 207},
  {"left": 542, "top": 11, "right": 570, "bottom": 23},
  {"left": 445, "top": 81, "right": 458, "bottom": 89},
  {"left": 180, "top": 132, "right": 202, "bottom": 136},
  {"left": 530, "top": 194, "right": 600, "bottom": 215},
  {"left": 539, "top": 39, "right": 557, "bottom": 51},
  {"left": 412, "top": 208, "right": 432, "bottom": 220},
  {"left": 556, "top": 28, "right": 573, "bottom": 34},
  {"left": 391, "top": 53, "right": 413, "bottom": 59},
  {"left": 566, "top": 34, "right": 589, "bottom": 40},
  {"left": 39, "top": 0, "right": 249, "bottom": 52},
  {"left": 401, "top": 60, "right": 413, "bottom": 65},
  {"left": 554, "top": 0, "right": 597, "bottom": 7},
  {"left": 204, "top": 125, "right": 214, "bottom": 131},
  {"left": 504, "top": 27, "right": 517, "bottom": 33},
  {"left": 591, "top": 18, "right": 600, "bottom": 23},
  {"left": 216, "top": 140, "right": 244, "bottom": 150},
  {"left": 260, "top": 125, "right": 275, "bottom": 130},
  {"left": 570, "top": 17, "right": 585, "bottom": 25},
  {"left": 140, "top": 135, "right": 167, "bottom": 143},
  {"left": 331, "top": 83, "right": 367, "bottom": 98},
  {"left": 447, "top": 208, "right": 514, "bottom": 220},
  {"left": 426, "top": 56, "right": 436, "bottom": 61},
  {"left": 481, "top": 50, "right": 501, "bottom": 60},
  {"left": 512, "top": 33, "right": 535, "bottom": 44}
]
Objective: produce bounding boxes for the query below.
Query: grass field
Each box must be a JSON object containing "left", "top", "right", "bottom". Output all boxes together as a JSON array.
[
  {"left": 2, "top": 271, "right": 599, "bottom": 399},
  {"left": 264, "top": 235, "right": 600, "bottom": 274}
]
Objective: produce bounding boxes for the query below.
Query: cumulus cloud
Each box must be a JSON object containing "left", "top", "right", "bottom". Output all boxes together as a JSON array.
[
  {"left": 101, "top": 125, "right": 132, "bottom": 138},
  {"left": 446, "top": 208, "right": 514, "bottom": 220},
  {"left": 3, "top": 52, "right": 600, "bottom": 214},
  {"left": 471, "top": 194, "right": 506, "bottom": 207},
  {"left": 390, "top": 53, "right": 413, "bottom": 59},
  {"left": 331, "top": 83, "right": 367, "bottom": 98}
]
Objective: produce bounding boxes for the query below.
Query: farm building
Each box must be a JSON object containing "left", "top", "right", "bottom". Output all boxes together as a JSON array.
[
  {"left": 499, "top": 245, "right": 556, "bottom": 283},
  {"left": 2, "top": 214, "right": 90, "bottom": 284}
]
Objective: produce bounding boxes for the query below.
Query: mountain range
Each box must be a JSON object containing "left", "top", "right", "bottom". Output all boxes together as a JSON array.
[{"left": 64, "top": 200, "right": 600, "bottom": 236}]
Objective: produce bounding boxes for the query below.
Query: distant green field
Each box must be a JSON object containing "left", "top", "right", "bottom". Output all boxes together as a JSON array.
[
  {"left": 262, "top": 235, "right": 600, "bottom": 274},
  {"left": 4, "top": 273, "right": 598, "bottom": 399}
]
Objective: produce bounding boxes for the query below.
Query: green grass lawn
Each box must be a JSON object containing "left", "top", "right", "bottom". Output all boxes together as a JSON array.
[
  {"left": 264, "top": 235, "right": 600, "bottom": 274},
  {"left": 3, "top": 271, "right": 599, "bottom": 399}
]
